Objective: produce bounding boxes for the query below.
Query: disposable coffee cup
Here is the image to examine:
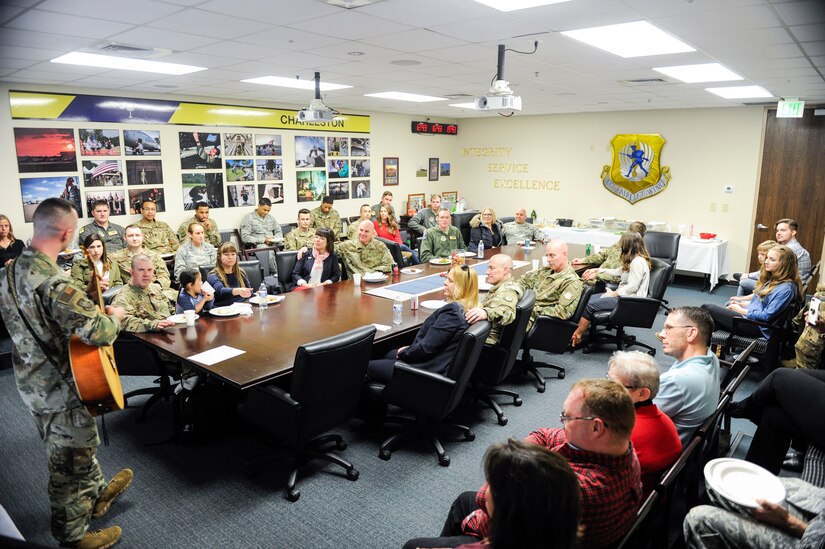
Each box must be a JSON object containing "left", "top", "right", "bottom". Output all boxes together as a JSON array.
[
  {"left": 532, "top": 259, "right": 540, "bottom": 271},
  {"left": 184, "top": 310, "right": 196, "bottom": 326},
  {"left": 353, "top": 273, "right": 362, "bottom": 285}
]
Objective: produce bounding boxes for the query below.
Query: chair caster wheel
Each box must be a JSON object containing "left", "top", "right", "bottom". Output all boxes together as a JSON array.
[
  {"left": 336, "top": 440, "right": 347, "bottom": 451},
  {"left": 582, "top": 347, "right": 591, "bottom": 354},
  {"left": 497, "top": 416, "right": 508, "bottom": 426},
  {"left": 439, "top": 456, "right": 451, "bottom": 467},
  {"left": 557, "top": 371, "right": 566, "bottom": 379},
  {"left": 465, "top": 430, "right": 476, "bottom": 441},
  {"left": 379, "top": 450, "right": 392, "bottom": 461},
  {"left": 647, "top": 350, "right": 656, "bottom": 357},
  {"left": 514, "top": 397, "right": 523, "bottom": 406},
  {"left": 537, "top": 384, "right": 546, "bottom": 393},
  {"left": 347, "top": 468, "right": 360, "bottom": 481},
  {"left": 287, "top": 490, "right": 300, "bottom": 502}
]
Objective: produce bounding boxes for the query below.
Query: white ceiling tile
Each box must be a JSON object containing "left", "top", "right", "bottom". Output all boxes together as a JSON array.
[
  {"left": 510, "top": 0, "right": 641, "bottom": 32},
  {"left": 773, "top": 0, "right": 825, "bottom": 26},
  {"left": 304, "top": 41, "right": 402, "bottom": 62},
  {"left": 0, "top": 57, "right": 34, "bottom": 70},
  {"left": 0, "top": 5, "right": 25, "bottom": 25},
  {"left": 622, "top": 0, "right": 768, "bottom": 19},
  {"left": 429, "top": 14, "right": 549, "bottom": 43},
  {"left": 37, "top": 0, "right": 183, "bottom": 25},
  {"left": 656, "top": 5, "right": 781, "bottom": 37},
  {"left": 237, "top": 26, "right": 345, "bottom": 50},
  {"left": 197, "top": 0, "right": 341, "bottom": 25},
  {"left": 688, "top": 27, "right": 794, "bottom": 50},
  {"left": 149, "top": 9, "right": 272, "bottom": 40},
  {"left": 0, "top": 28, "right": 93, "bottom": 51},
  {"left": 359, "top": 29, "right": 469, "bottom": 54},
  {"left": 106, "top": 27, "right": 219, "bottom": 51},
  {"left": 714, "top": 43, "right": 805, "bottom": 62},
  {"left": 789, "top": 24, "right": 825, "bottom": 43},
  {"left": 801, "top": 41, "right": 825, "bottom": 57},
  {"left": 288, "top": 10, "right": 413, "bottom": 41},
  {"left": 8, "top": 9, "right": 135, "bottom": 39}
]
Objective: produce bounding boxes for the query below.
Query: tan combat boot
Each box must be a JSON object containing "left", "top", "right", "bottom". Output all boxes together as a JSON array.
[
  {"left": 60, "top": 526, "right": 122, "bottom": 549},
  {"left": 92, "top": 469, "right": 133, "bottom": 519}
]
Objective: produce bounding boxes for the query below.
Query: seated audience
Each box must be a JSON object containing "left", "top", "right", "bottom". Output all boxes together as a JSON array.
[
  {"left": 420, "top": 209, "right": 466, "bottom": 262},
  {"left": 517, "top": 240, "right": 583, "bottom": 330},
  {"left": 176, "top": 268, "right": 214, "bottom": 315},
  {"left": 310, "top": 196, "right": 342, "bottom": 240},
  {"left": 501, "top": 207, "right": 543, "bottom": 244},
  {"left": 736, "top": 239, "right": 777, "bottom": 296},
  {"left": 174, "top": 222, "right": 217, "bottom": 279},
  {"left": 465, "top": 254, "right": 523, "bottom": 345},
  {"left": 468, "top": 207, "right": 503, "bottom": 251},
  {"left": 112, "top": 254, "right": 176, "bottom": 332},
  {"left": 407, "top": 193, "right": 442, "bottom": 237},
  {"left": 374, "top": 205, "right": 419, "bottom": 264},
  {"left": 76, "top": 199, "right": 125, "bottom": 252},
  {"left": 653, "top": 306, "right": 719, "bottom": 445},
  {"left": 337, "top": 221, "right": 394, "bottom": 276},
  {"left": 423, "top": 379, "right": 641, "bottom": 549},
  {"left": 177, "top": 202, "right": 220, "bottom": 246},
  {"left": 207, "top": 242, "right": 253, "bottom": 306},
  {"left": 572, "top": 221, "right": 647, "bottom": 288},
  {"left": 136, "top": 199, "right": 179, "bottom": 254},
  {"left": 607, "top": 350, "right": 682, "bottom": 496},
  {"left": 240, "top": 197, "right": 282, "bottom": 248},
  {"left": 775, "top": 217, "right": 812, "bottom": 284},
  {"left": 367, "top": 264, "right": 477, "bottom": 383},
  {"left": 0, "top": 214, "right": 25, "bottom": 266},
  {"left": 284, "top": 208, "right": 316, "bottom": 251},
  {"left": 70, "top": 233, "right": 125, "bottom": 291},
  {"left": 404, "top": 438, "right": 581, "bottom": 549},
  {"left": 292, "top": 228, "right": 341, "bottom": 290},
  {"left": 702, "top": 244, "right": 802, "bottom": 338},
  {"left": 110, "top": 224, "right": 177, "bottom": 302},
  {"left": 371, "top": 190, "right": 399, "bottom": 222},
  {"left": 347, "top": 204, "right": 374, "bottom": 241},
  {"left": 571, "top": 232, "right": 651, "bottom": 346}
]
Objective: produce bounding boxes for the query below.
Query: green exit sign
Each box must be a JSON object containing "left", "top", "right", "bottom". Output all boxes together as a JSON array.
[{"left": 777, "top": 100, "right": 805, "bottom": 118}]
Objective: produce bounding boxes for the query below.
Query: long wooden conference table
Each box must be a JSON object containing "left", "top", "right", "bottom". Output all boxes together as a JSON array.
[{"left": 132, "top": 243, "right": 586, "bottom": 389}]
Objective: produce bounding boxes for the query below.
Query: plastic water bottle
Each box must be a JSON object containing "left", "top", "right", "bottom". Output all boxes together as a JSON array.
[
  {"left": 477, "top": 240, "right": 485, "bottom": 259},
  {"left": 393, "top": 296, "right": 403, "bottom": 325},
  {"left": 258, "top": 282, "right": 268, "bottom": 309}
]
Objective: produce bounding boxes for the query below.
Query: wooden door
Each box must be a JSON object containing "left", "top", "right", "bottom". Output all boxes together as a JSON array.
[{"left": 751, "top": 107, "right": 825, "bottom": 286}]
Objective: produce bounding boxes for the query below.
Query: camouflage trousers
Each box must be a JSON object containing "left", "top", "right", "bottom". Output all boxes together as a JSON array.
[
  {"left": 684, "top": 478, "right": 825, "bottom": 548},
  {"left": 32, "top": 408, "right": 106, "bottom": 543},
  {"left": 795, "top": 326, "right": 825, "bottom": 369}
]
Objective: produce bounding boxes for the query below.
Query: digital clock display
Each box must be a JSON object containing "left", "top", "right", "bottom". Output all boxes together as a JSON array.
[{"left": 411, "top": 121, "right": 458, "bottom": 135}]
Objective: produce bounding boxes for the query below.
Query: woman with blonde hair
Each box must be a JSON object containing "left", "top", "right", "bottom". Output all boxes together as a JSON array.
[
  {"left": 0, "top": 214, "right": 24, "bottom": 266},
  {"left": 702, "top": 244, "right": 802, "bottom": 338},
  {"left": 70, "top": 233, "right": 125, "bottom": 290},
  {"left": 207, "top": 242, "right": 253, "bottom": 306},
  {"left": 469, "top": 207, "right": 503, "bottom": 251},
  {"left": 367, "top": 264, "right": 479, "bottom": 382}
]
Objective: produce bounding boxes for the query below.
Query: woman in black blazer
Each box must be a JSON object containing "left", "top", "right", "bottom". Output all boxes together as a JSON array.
[
  {"left": 291, "top": 228, "right": 341, "bottom": 290},
  {"left": 367, "top": 264, "right": 479, "bottom": 382},
  {"left": 468, "top": 207, "right": 503, "bottom": 250}
]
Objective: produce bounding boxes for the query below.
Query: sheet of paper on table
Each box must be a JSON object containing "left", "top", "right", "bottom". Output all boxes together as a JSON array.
[
  {"left": 188, "top": 345, "right": 246, "bottom": 366},
  {"left": 373, "top": 323, "right": 392, "bottom": 332}
]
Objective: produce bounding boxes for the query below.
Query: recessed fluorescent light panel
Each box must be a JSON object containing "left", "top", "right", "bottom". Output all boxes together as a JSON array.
[
  {"left": 653, "top": 63, "right": 742, "bottom": 83},
  {"left": 561, "top": 21, "right": 695, "bottom": 58},
  {"left": 242, "top": 76, "right": 351, "bottom": 91},
  {"left": 449, "top": 102, "right": 478, "bottom": 109},
  {"left": 705, "top": 85, "right": 773, "bottom": 99},
  {"left": 364, "top": 91, "right": 446, "bottom": 102},
  {"left": 473, "top": 0, "right": 572, "bottom": 11},
  {"left": 51, "top": 52, "right": 206, "bottom": 75}
]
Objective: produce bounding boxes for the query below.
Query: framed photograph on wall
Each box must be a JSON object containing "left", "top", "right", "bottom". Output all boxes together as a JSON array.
[
  {"left": 407, "top": 193, "right": 425, "bottom": 215},
  {"left": 428, "top": 157, "right": 439, "bottom": 181},
  {"left": 442, "top": 191, "right": 458, "bottom": 204},
  {"left": 383, "top": 157, "right": 399, "bottom": 186}
]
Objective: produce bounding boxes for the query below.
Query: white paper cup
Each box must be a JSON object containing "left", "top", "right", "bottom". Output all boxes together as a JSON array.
[
  {"left": 353, "top": 273, "right": 362, "bottom": 285},
  {"left": 532, "top": 259, "right": 540, "bottom": 271},
  {"left": 184, "top": 310, "right": 196, "bottom": 326}
]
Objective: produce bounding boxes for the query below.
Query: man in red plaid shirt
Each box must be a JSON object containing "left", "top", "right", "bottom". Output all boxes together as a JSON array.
[{"left": 404, "top": 379, "right": 642, "bottom": 549}]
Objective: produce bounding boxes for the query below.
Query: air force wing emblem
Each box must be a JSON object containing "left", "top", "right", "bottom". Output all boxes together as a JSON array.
[{"left": 600, "top": 134, "right": 671, "bottom": 204}]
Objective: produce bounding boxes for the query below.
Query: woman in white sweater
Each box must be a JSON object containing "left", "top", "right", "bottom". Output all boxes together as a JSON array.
[{"left": 571, "top": 231, "right": 651, "bottom": 347}]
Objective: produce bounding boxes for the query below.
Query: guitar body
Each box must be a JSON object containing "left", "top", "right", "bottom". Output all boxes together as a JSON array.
[{"left": 69, "top": 337, "right": 124, "bottom": 415}]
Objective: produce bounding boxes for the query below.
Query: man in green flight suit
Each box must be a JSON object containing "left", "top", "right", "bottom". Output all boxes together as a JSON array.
[
  {"left": 518, "top": 240, "right": 583, "bottom": 330},
  {"left": 465, "top": 254, "right": 524, "bottom": 345},
  {"left": 0, "top": 198, "right": 132, "bottom": 549},
  {"left": 420, "top": 209, "right": 465, "bottom": 262}
]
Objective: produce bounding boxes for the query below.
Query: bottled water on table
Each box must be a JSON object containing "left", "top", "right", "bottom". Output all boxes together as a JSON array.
[
  {"left": 258, "top": 282, "right": 268, "bottom": 309},
  {"left": 477, "top": 240, "right": 484, "bottom": 259},
  {"left": 393, "top": 296, "right": 403, "bottom": 325}
]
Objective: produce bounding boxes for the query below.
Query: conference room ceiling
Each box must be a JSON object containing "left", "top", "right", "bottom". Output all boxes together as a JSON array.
[{"left": 1, "top": 0, "right": 823, "bottom": 118}]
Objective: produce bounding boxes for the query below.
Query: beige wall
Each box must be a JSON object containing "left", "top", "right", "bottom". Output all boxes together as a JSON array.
[
  {"left": 0, "top": 82, "right": 456, "bottom": 241},
  {"left": 453, "top": 108, "right": 766, "bottom": 271}
]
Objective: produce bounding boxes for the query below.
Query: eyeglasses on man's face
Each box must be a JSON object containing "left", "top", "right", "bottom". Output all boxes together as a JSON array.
[
  {"left": 559, "top": 412, "right": 609, "bottom": 429},
  {"left": 660, "top": 325, "right": 694, "bottom": 334}
]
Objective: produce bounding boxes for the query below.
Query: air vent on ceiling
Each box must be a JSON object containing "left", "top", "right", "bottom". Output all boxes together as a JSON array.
[
  {"left": 96, "top": 43, "right": 171, "bottom": 59},
  {"left": 743, "top": 101, "right": 778, "bottom": 106},
  {"left": 618, "top": 78, "right": 668, "bottom": 85}
]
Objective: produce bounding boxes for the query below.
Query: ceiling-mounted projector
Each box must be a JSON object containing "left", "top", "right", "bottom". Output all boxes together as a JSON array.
[
  {"left": 474, "top": 44, "right": 526, "bottom": 114},
  {"left": 298, "top": 72, "right": 337, "bottom": 123}
]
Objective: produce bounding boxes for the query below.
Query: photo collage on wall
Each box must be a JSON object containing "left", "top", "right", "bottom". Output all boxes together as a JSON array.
[
  {"left": 226, "top": 133, "right": 283, "bottom": 208},
  {"left": 177, "top": 131, "right": 224, "bottom": 210},
  {"left": 314, "top": 135, "right": 371, "bottom": 204}
]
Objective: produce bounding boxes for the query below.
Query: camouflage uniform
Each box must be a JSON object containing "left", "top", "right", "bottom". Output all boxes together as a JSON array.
[
  {"left": 347, "top": 220, "right": 370, "bottom": 241},
  {"left": 176, "top": 217, "right": 220, "bottom": 247},
  {"left": 173, "top": 241, "right": 217, "bottom": 279},
  {"left": 70, "top": 259, "right": 126, "bottom": 289},
  {"left": 481, "top": 278, "right": 524, "bottom": 345},
  {"left": 284, "top": 227, "right": 316, "bottom": 251},
  {"left": 112, "top": 283, "right": 173, "bottom": 333},
  {"left": 239, "top": 212, "right": 281, "bottom": 246},
  {"left": 420, "top": 226, "right": 465, "bottom": 262},
  {"left": 337, "top": 238, "right": 393, "bottom": 276},
  {"left": 310, "top": 206, "right": 343, "bottom": 240},
  {"left": 517, "top": 263, "right": 583, "bottom": 329},
  {"left": 502, "top": 221, "right": 542, "bottom": 244},
  {"left": 407, "top": 208, "right": 439, "bottom": 236},
  {"left": 0, "top": 249, "right": 121, "bottom": 544},
  {"left": 793, "top": 287, "right": 825, "bottom": 369},
  {"left": 581, "top": 242, "right": 622, "bottom": 285},
  {"left": 136, "top": 218, "right": 179, "bottom": 254},
  {"left": 76, "top": 221, "right": 125, "bottom": 252},
  {"left": 684, "top": 477, "right": 825, "bottom": 548},
  {"left": 109, "top": 247, "right": 177, "bottom": 302}
]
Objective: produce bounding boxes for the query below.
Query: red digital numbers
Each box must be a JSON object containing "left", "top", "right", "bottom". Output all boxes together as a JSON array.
[{"left": 411, "top": 121, "right": 458, "bottom": 136}]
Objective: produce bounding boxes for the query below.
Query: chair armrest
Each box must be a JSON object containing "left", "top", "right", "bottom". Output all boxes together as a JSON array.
[
  {"left": 253, "top": 383, "right": 300, "bottom": 410},
  {"left": 382, "top": 362, "right": 456, "bottom": 411}
]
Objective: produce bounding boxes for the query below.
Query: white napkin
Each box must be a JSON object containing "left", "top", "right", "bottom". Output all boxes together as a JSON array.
[{"left": 232, "top": 303, "right": 254, "bottom": 316}]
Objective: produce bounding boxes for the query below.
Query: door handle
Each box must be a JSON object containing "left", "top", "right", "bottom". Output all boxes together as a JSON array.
[{"left": 756, "top": 223, "right": 768, "bottom": 230}]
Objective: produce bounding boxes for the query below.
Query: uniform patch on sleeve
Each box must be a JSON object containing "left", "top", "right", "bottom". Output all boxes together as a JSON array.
[
  {"left": 56, "top": 285, "right": 81, "bottom": 306},
  {"left": 563, "top": 292, "right": 572, "bottom": 300}
]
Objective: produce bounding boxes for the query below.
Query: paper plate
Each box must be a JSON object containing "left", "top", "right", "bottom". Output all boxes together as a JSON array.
[
  {"left": 60, "top": 248, "right": 81, "bottom": 255},
  {"left": 363, "top": 273, "right": 388, "bottom": 282},
  {"left": 160, "top": 252, "right": 176, "bottom": 259},
  {"left": 704, "top": 458, "right": 785, "bottom": 508},
  {"left": 420, "top": 300, "right": 448, "bottom": 310},
  {"left": 459, "top": 251, "right": 478, "bottom": 257},
  {"left": 249, "top": 295, "right": 285, "bottom": 305},
  {"left": 429, "top": 258, "right": 451, "bottom": 265},
  {"left": 210, "top": 307, "right": 240, "bottom": 317},
  {"left": 478, "top": 281, "right": 493, "bottom": 291},
  {"left": 401, "top": 267, "right": 423, "bottom": 274},
  {"left": 167, "top": 313, "right": 199, "bottom": 324}
]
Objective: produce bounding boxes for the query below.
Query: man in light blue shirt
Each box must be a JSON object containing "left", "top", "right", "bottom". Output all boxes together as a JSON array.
[{"left": 654, "top": 306, "right": 720, "bottom": 446}]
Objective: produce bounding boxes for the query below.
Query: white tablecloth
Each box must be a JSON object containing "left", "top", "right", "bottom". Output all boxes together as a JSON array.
[
  {"left": 537, "top": 227, "right": 622, "bottom": 247},
  {"left": 676, "top": 238, "right": 729, "bottom": 291}
]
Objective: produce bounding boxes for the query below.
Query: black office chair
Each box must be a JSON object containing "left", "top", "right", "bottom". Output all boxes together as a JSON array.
[
  {"left": 114, "top": 332, "right": 180, "bottom": 422},
  {"left": 241, "top": 325, "right": 376, "bottom": 501},
  {"left": 0, "top": 315, "right": 12, "bottom": 370},
  {"left": 519, "top": 286, "right": 593, "bottom": 392},
  {"left": 709, "top": 300, "right": 797, "bottom": 371},
  {"left": 470, "top": 291, "right": 535, "bottom": 425},
  {"left": 644, "top": 231, "right": 680, "bottom": 284},
  {"left": 582, "top": 258, "right": 673, "bottom": 356},
  {"left": 451, "top": 211, "right": 478, "bottom": 246},
  {"left": 219, "top": 229, "right": 242, "bottom": 249},
  {"left": 275, "top": 250, "right": 299, "bottom": 293},
  {"left": 375, "top": 236, "right": 406, "bottom": 268},
  {"left": 238, "top": 259, "right": 264, "bottom": 289},
  {"left": 368, "top": 321, "right": 491, "bottom": 466}
]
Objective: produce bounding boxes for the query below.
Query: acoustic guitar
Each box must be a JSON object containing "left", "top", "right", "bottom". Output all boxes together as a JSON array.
[{"left": 69, "top": 256, "right": 124, "bottom": 416}]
